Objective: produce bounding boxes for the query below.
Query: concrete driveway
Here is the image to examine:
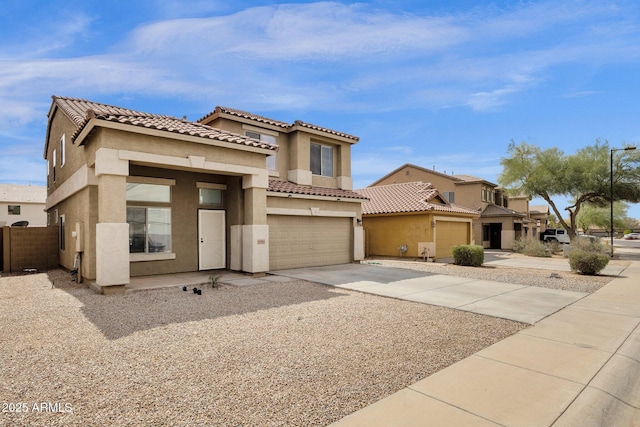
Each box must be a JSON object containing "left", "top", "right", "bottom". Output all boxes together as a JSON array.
[{"left": 274, "top": 263, "right": 587, "bottom": 324}]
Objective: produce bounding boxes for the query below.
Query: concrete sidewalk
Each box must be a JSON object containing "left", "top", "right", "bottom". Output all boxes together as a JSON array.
[
  {"left": 276, "top": 264, "right": 589, "bottom": 324},
  {"left": 331, "top": 260, "right": 640, "bottom": 427}
]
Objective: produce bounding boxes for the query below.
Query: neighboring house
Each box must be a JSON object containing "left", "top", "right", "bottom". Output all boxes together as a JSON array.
[
  {"left": 529, "top": 205, "right": 550, "bottom": 234},
  {"left": 370, "top": 164, "right": 546, "bottom": 250},
  {"left": 0, "top": 184, "right": 47, "bottom": 227},
  {"left": 44, "top": 96, "right": 365, "bottom": 294},
  {"left": 356, "top": 182, "right": 480, "bottom": 259}
]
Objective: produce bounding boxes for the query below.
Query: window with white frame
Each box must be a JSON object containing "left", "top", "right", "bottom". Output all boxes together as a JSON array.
[
  {"left": 59, "top": 214, "right": 65, "bottom": 250},
  {"left": 60, "top": 134, "right": 66, "bottom": 167},
  {"left": 246, "top": 131, "right": 277, "bottom": 170},
  {"left": 126, "top": 181, "right": 172, "bottom": 254},
  {"left": 310, "top": 142, "right": 333, "bottom": 177},
  {"left": 53, "top": 149, "right": 57, "bottom": 182}
]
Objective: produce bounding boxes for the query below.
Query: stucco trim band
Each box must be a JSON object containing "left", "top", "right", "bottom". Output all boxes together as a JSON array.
[
  {"left": 266, "top": 207, "right": 357, "bottom": 218},
  {"left": 45, "top": 164, "right": 97, "bottom": 210},
  {"left": 118, "top": 150, "right": 266, "bottom": 178},
  {"left": 267, "top": 192, "right": 363, "bottom": 203}
]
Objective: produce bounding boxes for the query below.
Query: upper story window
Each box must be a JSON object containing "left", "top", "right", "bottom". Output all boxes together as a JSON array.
[
  {"left": 310, "top": 143, "right": 333, "bottom": 177},
  {"left": 52, "top": 149, "right": 57, "bottom": 182},
  {"left": 60, "top": 134, "right": 66, "bottom": 167},
  {"left": 8, "top": 205, "right": 21, "bottom": 215},
  {"left": 481, "top": 188, "right": 486, "bottom": 202},
  {"left": 443, "top": 192, "right": 455, "bottom": 203},
  {"left": 246, "top": 131, "right": 277, "bottom": 171}
]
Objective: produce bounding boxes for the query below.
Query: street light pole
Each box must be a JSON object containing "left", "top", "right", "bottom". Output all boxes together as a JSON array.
[{"left": 610, "top": 146, "right": 637, "bottom": 257}]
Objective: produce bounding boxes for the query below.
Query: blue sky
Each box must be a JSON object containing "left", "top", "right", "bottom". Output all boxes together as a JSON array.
[{"left": 1, "top": 0, "right": 639, "bottom": 218}]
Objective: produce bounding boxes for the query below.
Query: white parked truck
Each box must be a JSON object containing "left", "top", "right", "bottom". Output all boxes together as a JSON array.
[{"left": 540, "top": 228, "right": 571, "bottom": 244}]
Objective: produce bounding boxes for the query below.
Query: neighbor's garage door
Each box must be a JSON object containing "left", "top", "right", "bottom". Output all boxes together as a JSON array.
[
  {"left": 436, "top": 221, "right": 470, "bottom": 259},
  {"left": 268, "top": 215, "right": 351, "bottom": 270}
]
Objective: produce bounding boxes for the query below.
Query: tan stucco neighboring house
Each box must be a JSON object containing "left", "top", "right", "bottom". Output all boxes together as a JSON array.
[
  {"left": 529, "top": 205, "right": 550, "bottom": 233},
  {"left": 369, "top": 164, "right": 546, "bottom": 250},
  {"left": 0, "top": 184, "right": 47, "bottom": 227},
  {"left": 356, "top": 181, "right": 480, "bottom": 259},
  {"left": 44, "top": 96, "right": 365, "bottom": 294}
]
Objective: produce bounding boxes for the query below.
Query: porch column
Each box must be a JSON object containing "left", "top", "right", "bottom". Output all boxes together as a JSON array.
[
  {"left": 94, "top": 148, "right": 130, "bottom": 291},
  {"left": 241, "top": 172, "right": 269, "bottom": 274}
]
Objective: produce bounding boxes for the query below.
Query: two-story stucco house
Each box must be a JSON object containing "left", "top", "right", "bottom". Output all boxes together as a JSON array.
[
  {"left": 370, "top": 164, "right": 543, "bottom": 250},
  {"left": 44, "top": 96, "right": 365, "bottom": 294}
]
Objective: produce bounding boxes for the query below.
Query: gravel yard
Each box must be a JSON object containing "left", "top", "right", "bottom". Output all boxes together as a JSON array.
[
  {"left": 1, "top": 269, "right": 526, "bottom": 426},
  {"left": 368, "top": 255, "right": 622, "bottom": 293}
]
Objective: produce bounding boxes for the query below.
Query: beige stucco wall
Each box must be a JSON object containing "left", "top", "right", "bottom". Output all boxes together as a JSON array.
[
  {"left": 454, "top": 183, "right": 487, "bottom": 210},
  {"left": 509, "top": 197, "right": 530, "bottom": 215}
]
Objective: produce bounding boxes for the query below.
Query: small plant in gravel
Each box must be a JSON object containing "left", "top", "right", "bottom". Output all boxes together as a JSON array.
[
  {"left": 209, "top": 275, "right": 221, "bottom": 288},
  {"left": 452, "top": 245, "right": 484, "bottom": 267},
  {"left": 569, "top": 250, "right": 609, "bottom": 275},
  {"left": 513, "top": 238, "right": 551, "bottom": 257}
]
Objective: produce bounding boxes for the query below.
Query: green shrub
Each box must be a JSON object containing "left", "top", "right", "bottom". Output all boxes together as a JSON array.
[
  {"left": 569, "top": 250, "right": 609, "bottom": 275},
  {"left": 452, "top": 245, "right": 484, "bottom": 267},
  {"left": 513, "top": 238, "right": 551, "bottom": 257}
]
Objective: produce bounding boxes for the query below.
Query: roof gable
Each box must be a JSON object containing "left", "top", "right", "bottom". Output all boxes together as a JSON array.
[
  {"left": 481, "top": 204, "right": 526, "bottom": 218},
  {"left": 369, "top": 163, "right": 463, "bottom": 186}
]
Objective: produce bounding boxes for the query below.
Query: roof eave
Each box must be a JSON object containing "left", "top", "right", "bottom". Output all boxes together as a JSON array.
[{"left": 75, "top": 119, "right": 278, "bottom": 155}]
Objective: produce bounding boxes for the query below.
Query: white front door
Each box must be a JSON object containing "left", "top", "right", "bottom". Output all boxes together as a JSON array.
[{"left": 198, "top": 210, "right": 225, "bottom": 270}]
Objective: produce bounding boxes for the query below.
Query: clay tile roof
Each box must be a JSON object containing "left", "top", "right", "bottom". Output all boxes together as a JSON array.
[
  {"left": 203, "top": 106, "right": 291, "bottom": 128},
  {"left": 481, "top": 204, "right": 525, "bottom": 218},
  {"left": 199, "top": 107, "right": 359, "bottom": 142},
  {"left": 292, "top": 120, "right": 359, "bottom": 141},
  {"left": 356, "top": 181, "right": 479, "bottom": 216},
  {"left": 268, "top": 180, "right": 368, "bottom": 200},
  {"left": 529, "top": 205, "right": 549, "bottom": 214},
  {"left": 51, "top": 96, "right": 277, "bottom": 151}
]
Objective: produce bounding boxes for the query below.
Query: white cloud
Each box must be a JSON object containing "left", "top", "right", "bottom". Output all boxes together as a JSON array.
[{"left": 1, "top": 0, "right": 640, "bottom": 125}]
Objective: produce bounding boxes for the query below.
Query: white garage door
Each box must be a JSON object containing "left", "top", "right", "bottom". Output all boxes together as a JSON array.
[
  {"left": 268, "top": 215, "right": 352, "bottom": 270},
  {"left": 436, "top": 221, "right": 470, "bottom": 259}
]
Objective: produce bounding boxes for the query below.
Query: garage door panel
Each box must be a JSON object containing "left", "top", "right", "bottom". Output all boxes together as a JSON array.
[
  {"left": 436, "top": 221, "right": 470, "bottom": 259},
  {"left": 268, "top": 216, "right": 352, "bottom": 270}
]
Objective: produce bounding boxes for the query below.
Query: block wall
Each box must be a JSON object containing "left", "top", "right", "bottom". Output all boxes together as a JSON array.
[{"left": 2, "top": 226, "right": 59, "bottom": 273}]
